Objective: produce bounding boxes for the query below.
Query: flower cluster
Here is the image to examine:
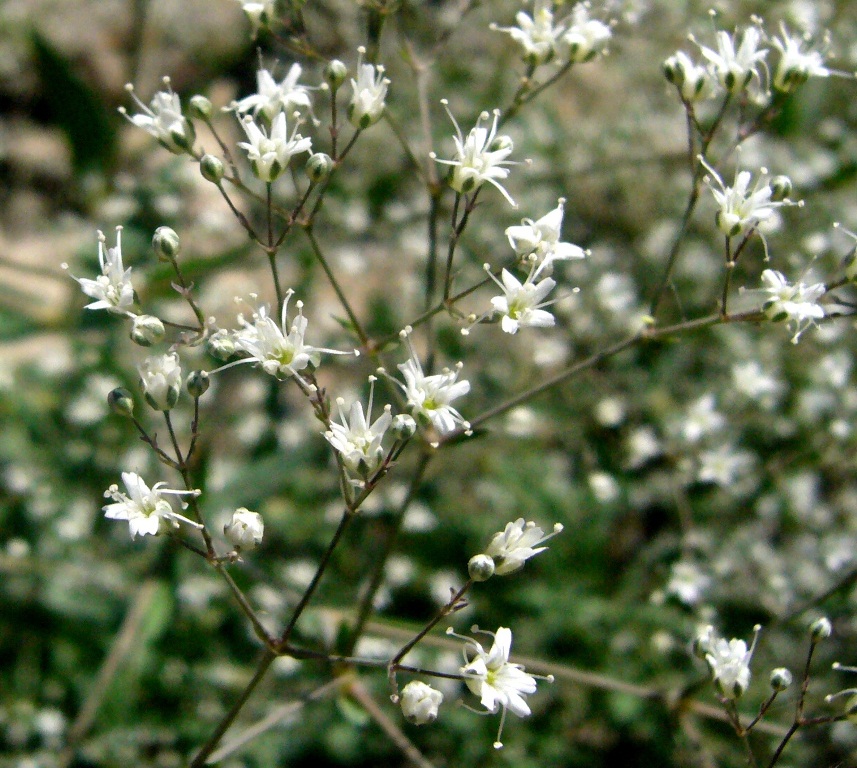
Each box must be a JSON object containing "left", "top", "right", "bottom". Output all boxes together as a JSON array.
[
  {"left": 666, "top": 21, "right": 835, "bottom": 102},
  {"left": 492, "top": 1, "right": 612, "bottom": 67}
]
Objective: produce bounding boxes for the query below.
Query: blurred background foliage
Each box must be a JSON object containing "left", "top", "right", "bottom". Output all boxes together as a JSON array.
[{"left": 2, "top": 0, "right": 857, "bottom": 766}]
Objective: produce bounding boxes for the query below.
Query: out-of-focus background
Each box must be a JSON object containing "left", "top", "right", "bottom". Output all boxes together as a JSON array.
[{"left": 3, "top": 0, "right": 857, "bottom": 766}]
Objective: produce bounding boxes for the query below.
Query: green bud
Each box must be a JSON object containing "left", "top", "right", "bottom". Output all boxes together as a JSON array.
[
  {"left": 810, "top": 617, "right": 832, "bottom": 643},
  {"left": 152, "top": 226, "right": 180, "bottom": 261},
  {"left": 390, "top": 414, "right": 417, "bottom": 440},
  {"left": 107, "top": 387, "right": 135, "bottom": 418},
  {"left": 186, "top": 370, "right": 210, "bottom": 398},
  {"left": 130, "top": 314, "right": 166, "bottom": 346},
  {"left": 305, "top": 152, "right": 334, "bottom": 183},
  {"left": 324, "top": 59, "right": 348, "bottom": 90},
  {"left": 769, "top": 667, "right": 793, "bottom": 691},
  {"left": 200, "top": 154, "right": 225, "bottom": 184},
  {"left": 468, "top": 554, "right": 495, "bottom": 582},
  {"left": 188, "top": 95, "right": 213, "bottom": 120},
  {"left": 769, "top": 175, "right": 793, "bottom": 202},
  {"left": 208, "top": 329, "right": 236, "bottom": 361}
]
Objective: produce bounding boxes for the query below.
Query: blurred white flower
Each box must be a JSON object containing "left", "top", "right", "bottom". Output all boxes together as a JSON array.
[
  {"left": 224, "top": 508, "right": 264, "bottom": 550},
  {"left": 103, "top": 472, "right": 201, "bottom": 538},
  {"left": 236, "top": 0, "right": 275, "bottom": 34},
  {"left": 701, "top": 625, "right": 761, "bottom": 699},
  {"left": 120, "top": 78, "right": 195, "bottom": 154},
  {"left": 483, "top": 518, "right": 563, "bottom": 575},
  {"left": 233, "top": 65, "right": 315, "bottom": 121},
  {"left": 695, "top": 26, "right": 768, "bottom": 94},
  {"left": 492, "top": 0, "right": 563, "bottom": 66},
  {"left": 760, "top": 269, "right": 825, "bottom": 343},
  {"left": 348, "top": 47, "right": 389, "bottom": 128},
  {"left": 663, "top": 50, "right": 713, "bottom": 101},
  {"left": 138, "top": 352, "right": 182, "bottom": 411},
  {"left": 556, "top": 2, "right": 612, "bottom": 64},
  {"left": 63, "top": 227, "right": 135, "bottom": 315},
  {"left": 771, "top": 24, "right": 830, "bottom": 93}
]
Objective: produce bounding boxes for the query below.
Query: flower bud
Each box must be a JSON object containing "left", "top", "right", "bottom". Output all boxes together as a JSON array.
[
  {"left": 399, "top": 681, "right": 443, "bottom": 725},
  {"left": 810, "top": 617, "right": 832, "bottom": 643},
  {"left": 188, "top": 95, "right": 213, "bottom": 120},
  {"left": 200, "top": 154, "right": 225, "bottom": 184},
  {"left": 663, "top": 54, "right": 684, "bottom": 86},
  {"left": 488, "top": 134, "right": 513, "bottom": 153},
  {"left": 139, "top": 352, "right": 182, "bottom": 411},
  {"left": 208, "top": 329, "right": 236, "bottom": 361},
  {"left": 152, "top": 226, "right": 181, "bottom": 261},
  {"left": 305, "top": 152, "right": 334, "bottom": 183},
  {"left": 324, "top": 59, "right": 348, "bottom": 90},
  {"left": 390, "top": 414, "right": 417, "bottom": 440},
  {"left": 769, "top": 667, "right": 793, "bottom": 691},
  {"left": 224, "top": 508, "right": 264, "bottom": 551},
  {"left": 186, "top": 370, "right": 210, "bottom": 398},
  {"left": 130, "top": 314, "right": 166, "bottom": 346},
  {"left": 769, "top": 175, "right": 793, "bottom": 202},
  {"left": 468, "top": 554, "right": 495, "bottom": 582},
  {"left": 107, "top": 387, "right": 135, "bottom": 418}
]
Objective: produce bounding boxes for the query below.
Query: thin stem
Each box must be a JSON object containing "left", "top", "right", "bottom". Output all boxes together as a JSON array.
[
  {"left": 344, "top": 451, "right": 432, "bottom": 654},
  {"left": 767, "top": 638, "right": 819, "bottom": 767},
  {"left": 215, "top": 563, "right": 275, "bottom": 648},
  {"left": 278, "top": 510, "right": 355, "bottom": 648},
  {"left": 189, "top": 649, "right": 277, "bottom": 768},
  {"left": 303, "top": 227, "right": 369, "bottom": 347}
]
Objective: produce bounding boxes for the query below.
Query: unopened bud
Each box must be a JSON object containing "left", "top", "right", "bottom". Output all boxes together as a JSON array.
[
  {"left": 810, "top": 617, "right": 832, "bottom": 642},
  {"left": 130, "top": 314, "right": 165, "bottom": 346},
  {"left": 305, "top": 152, "right": 333, "bottom": 182},
  {"left": 186, "top": 370, "right": 210, "bottom": 398},
  {"left": 769, "top": 175, "right": 793, "bottom": 202},
  {"left": 663, "top": 55, "right": 685, "bottom": 86},
  {"left": 152, "top": 226, "right": 180, "bottom": 261},
  {"left": 769, "top": 667, "right": 793, "bottom": 691},
  {"left": 107, "top": 387, "right": 134, "bottom": 417},
  {"left": 324, "top": 59, "right": 348, "bottom": 90},
  {"left": 188, "top": 95, "right": 213, "bottom": 120},
  {"left": 224, "top": 508, "right": 264, "bottom": 551},
  {"left": 208, "top": 329, "right": 236, "bottom": 361},
  {"left": 390, "top": 414, "right": 417, "bottom": 440},
  {"left": 399, "top": 681, "right": 443, "bottom": 725},
  {"left": 488, "top": 134, "right": 513, "bottom": 153},
  {"left": 200, "top": 154, "right": 225, "bottom": 184},
  {"left": 468, "top": 554, "right": 495, "bottom": 582}
]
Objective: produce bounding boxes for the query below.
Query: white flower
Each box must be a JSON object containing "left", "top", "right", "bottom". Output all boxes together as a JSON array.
[
  {"left": 432, "top": 101, "right": 517, "bottom": 207},
  {"left": 487, "top": 267, "right": 557, "bottom": 334},
  {"left": 394, "top": 330, "right": 470, "bottom": 436},
  {"left": 483, "top": 518, "right": 563, "bottom": 575},
  {"left": 238, "top": 112, "right": 312, "bottom": 182},
  {"left": 760, "top": 269, "right": 825, "bottom": 343},
  {"left": 138, "top": 352, "right": 182, "bottom": 411},
  {"left": 556, "top": 2, "right": 612, "bottom": 64},
  {"left": 695, "top": 26, "right": 768, "bottom": 94},
  {"left": 663, "top": 50, "right": 713, "bottom": 101},
  {"left": 348, "top": 47, "right": 389, "bottom": 129},
  {"left": 505, "top": 199, "right": 587, "bottom": 276},
  {"left": 235, "top": 0, "right": 275, "bottom": 34},
  {"left": 63, "top": 227, "right": 135, "bottom": 315},
  {"left": 228, "top": 291, "right": 355, "bottom": 379},
  {"left": 399, "top": 681, "right": 443, "bottom": 725},
  {"left": 120, "top": 79, "right": 195, "bottom": 154},
  {"left": 233, "top": 65, "right": 314, "bottom": 121},
  {"left": 324, "top": 378, "right": 392, "bottom": 479},
  {"left": 700, "top": 157, "right": 796, "bottom": 239},
  {"left": 224, "top": 508, "right": 264, "bottom": 550},
  {"left": 103, "top": 472, "right": 201, "bottom": 538},
  {"left": 491, "top": 0, "right": 564, "bottom": 66},
  {"left": 454, "top": 626, "right": 542, "bottom": 748},
  {"left": 771, "top": 24, "right": 830, "bottom": 93},
  {"left": 702, "top": 625, "right": 761, "bottom": 699},
  {"left": 697, "top": 445, "right": 754, "bottom": 486},
  {"left": 665, "top": 561, "right": 710, "bottom": 606}
]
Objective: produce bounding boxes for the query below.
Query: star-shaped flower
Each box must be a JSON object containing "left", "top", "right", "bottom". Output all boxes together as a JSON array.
[
  {"left": 695, "top": 26, "right": 768, "bottom": 94},
  {"left": 233, "top": 64, "right": 315, "bottom": 121},
  {"left": 103, "top": 472, "right": 201, "bottom": 538},
  {"left": 238, "top": 112, "right": 312, "bottom": 182},
  {"left": 63, "top": 227, "right": 135, "bottom": 315},
  {"left": 119, "top": 78, "right": 195, "bottom": 154}
]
